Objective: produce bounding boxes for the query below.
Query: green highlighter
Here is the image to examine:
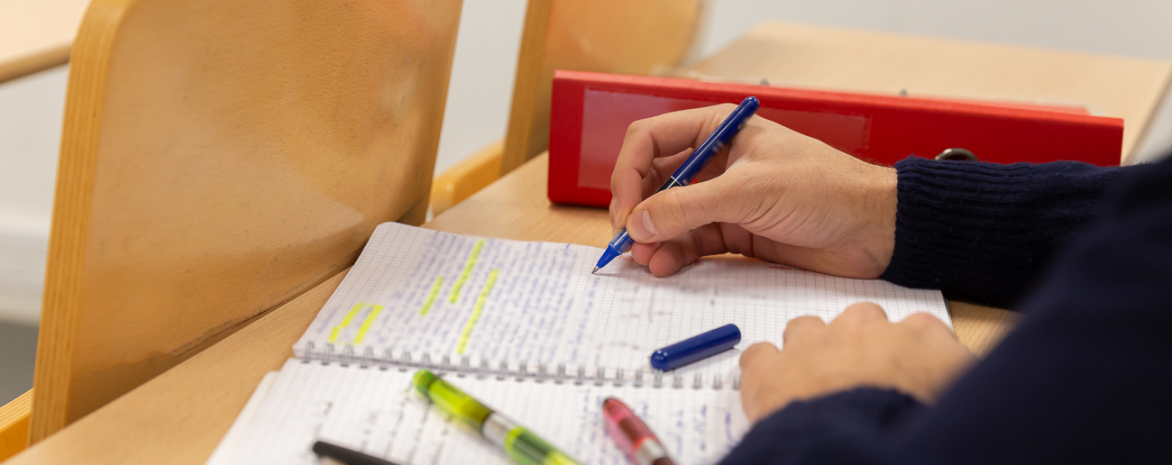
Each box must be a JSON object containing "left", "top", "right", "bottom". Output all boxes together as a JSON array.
[{"left": 413, "top": 370, "right": 581, "bottom": 465}]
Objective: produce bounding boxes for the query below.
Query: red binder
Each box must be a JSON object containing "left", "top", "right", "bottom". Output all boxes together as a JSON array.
[{"left": 548, "top": 70, "right": 1123, "bottom": 207}]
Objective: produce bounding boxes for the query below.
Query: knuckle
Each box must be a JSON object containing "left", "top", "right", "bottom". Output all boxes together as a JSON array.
[
  {"left": 626, "top": 119, "right": 649, "bottom": 136},
  {"left": 659, "top": 188, "right": 691, "bottom": 230},
  {"left": 740, "top": 342, "right": 776, "bottom": 369},
  {"left": 903, "top": 312, "right": 946, "bottom": 332},
  {"left": 838, "top": 302, "right": 887, "bottom": 324}
]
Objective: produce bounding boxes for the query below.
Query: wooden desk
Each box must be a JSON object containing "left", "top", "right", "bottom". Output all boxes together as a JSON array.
[
  {"left": 682, "top": 22, "right": 1172, "bottom": 164},
  {"left": 6, "top": 155, "right": 1013, "bottom": 464},
  {"left": 10, "top": 23, "right": 1169, "bottom": 464},
  {"left": 0, "top": 0, "right": 90, "bottom": 83}
]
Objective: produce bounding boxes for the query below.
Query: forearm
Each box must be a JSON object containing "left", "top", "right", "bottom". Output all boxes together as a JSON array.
[{"left": 879, "top": 156, "right": 1134, "bottom": 308}]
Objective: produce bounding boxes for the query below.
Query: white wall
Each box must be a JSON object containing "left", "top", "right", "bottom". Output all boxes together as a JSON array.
[
  {"left": 2, "top": 1, "right": 1172, "bottom": 325},
  {"left": 0, "top": 65, "right": 65, "bottom": 325}
]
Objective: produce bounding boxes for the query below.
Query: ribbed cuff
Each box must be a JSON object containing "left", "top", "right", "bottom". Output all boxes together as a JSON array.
[{"left": 880, "top": 156, "right": 1124, "bottom": 308}]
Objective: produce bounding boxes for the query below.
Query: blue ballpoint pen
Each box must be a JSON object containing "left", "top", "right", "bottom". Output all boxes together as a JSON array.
[{"left": 593, "top": 96, "right": 760, "bottom": 274}]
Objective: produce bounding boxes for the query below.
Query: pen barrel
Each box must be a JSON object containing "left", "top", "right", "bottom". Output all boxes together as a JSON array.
[
  {"left": 412, "top": 370, "right": 493, "bottom": 428},
  {"left": 607, "top": 230, "right": 634, "bottom": 255},
  {"left": 483, "top": 414, "right": 581, "bottom": 465},
  {"left": 603, "top": 398, "right": 676, "bottom": 465},
  {"left": 634, "top": 439, "right": 674, "bottom": 465},
  {"left": 670, "top": 96, "right": 759, "bottom": 184}
]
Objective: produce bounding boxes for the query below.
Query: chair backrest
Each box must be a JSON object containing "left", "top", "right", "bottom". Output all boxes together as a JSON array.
[
  {"left": 30, "top": 0, "right": 462, "bottom": 442},
  {"left": 499, "top": 0, "right": 708, "bottom": 173}
]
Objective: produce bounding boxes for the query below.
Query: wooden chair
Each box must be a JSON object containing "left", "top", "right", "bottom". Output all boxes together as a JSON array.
[
  {"left": 430, "top": 0, "right": 707, "bottom": 215},
  {"left": 0, "top": 0, "right": 462, "bottom": 458}
]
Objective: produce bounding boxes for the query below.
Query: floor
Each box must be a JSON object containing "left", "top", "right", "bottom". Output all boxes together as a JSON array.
[{"left": 0, "top": 321, "right": 37, "bottom": 405}]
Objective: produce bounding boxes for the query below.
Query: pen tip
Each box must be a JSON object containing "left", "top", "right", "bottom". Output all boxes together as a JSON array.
[{"left": 592, "top": 266, "right": 599, "bottom": 274}]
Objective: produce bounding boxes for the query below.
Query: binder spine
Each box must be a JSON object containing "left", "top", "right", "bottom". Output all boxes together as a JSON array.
[{"left": 298, "top": 342, "right": 739, "bottom": 390}]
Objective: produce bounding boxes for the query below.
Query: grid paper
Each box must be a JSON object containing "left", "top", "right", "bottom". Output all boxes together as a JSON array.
[
  {"left": 211, "top": 360, "right": 747, "bottom": 465},
  {"left": 294, "top": 223, "right": 950, "bottom": 382}
]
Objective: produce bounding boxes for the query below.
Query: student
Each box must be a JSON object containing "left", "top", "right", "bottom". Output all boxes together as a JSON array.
[{"left": 610, "top": 105, "right": 1172, "bottom": 463}]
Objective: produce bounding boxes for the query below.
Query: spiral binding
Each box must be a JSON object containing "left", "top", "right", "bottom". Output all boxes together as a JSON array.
[{"left": 299, "top": 342, "right": 739, "bottom": 390}]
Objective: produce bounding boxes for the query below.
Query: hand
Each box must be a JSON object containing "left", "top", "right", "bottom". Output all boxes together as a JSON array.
[
  {"left": 610, "top": 105, "right": 897, "bottom": 278},
  {"left": 738, "top": 303, "right": 975, "bottom": 424}
]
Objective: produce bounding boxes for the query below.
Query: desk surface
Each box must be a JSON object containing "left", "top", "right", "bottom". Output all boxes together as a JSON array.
[
  {"left": 7, "top": 155, "right": 1017, "bottom": 464},
  {"left": 11, "top": 22, "right": 1170, "bottom": 464},
  {"left": 684, "top": 22, "right": 1172, "bottom": 164},
  {"left": 0, "top": 0, "right": 90, "bottom": 83}
]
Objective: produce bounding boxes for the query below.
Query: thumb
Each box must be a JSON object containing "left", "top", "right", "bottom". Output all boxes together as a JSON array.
[{"left": 625, "top": 175, "right": 751, "bottom": 242}]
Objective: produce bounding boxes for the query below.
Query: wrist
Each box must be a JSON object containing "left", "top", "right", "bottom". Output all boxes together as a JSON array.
[{"left": 860, "top": 165, "right": 897, "bottom": 275}]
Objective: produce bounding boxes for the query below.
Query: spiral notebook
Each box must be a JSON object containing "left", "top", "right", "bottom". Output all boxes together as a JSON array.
[{"left": 208, "top": 222, "right": 950, "bottom": 464}]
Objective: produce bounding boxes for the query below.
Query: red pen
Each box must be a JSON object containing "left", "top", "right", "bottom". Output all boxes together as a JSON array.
[{"left": 602, "top": 397, "right": 678, "bottom": 465}]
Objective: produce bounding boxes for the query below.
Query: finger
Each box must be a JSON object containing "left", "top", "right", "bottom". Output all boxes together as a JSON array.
[
  {"left": 611, "top": 106, "right": 735, "bottom": 226},
  {"left": 900, "top": 312, "right": 957, "bottom": 340},
  {"left": 647, "top": 240, "right": 686, "bottom": 277},
  {"left": 645, "top": 224, "right": 732, "bottom": 277},
  {"left": 609, "top": 197, "right": 619, "bottom": 232},
  {"left": 630, "top": 241, "right": 660, "bottom": 266},
  {"left": 640, "top": 148, "right": 696, "bottom": 200},
  {"left": 782, "top": 316, "right": 826, "bottom": 345},
  {"left": 626, "top": 173, "right": 754, "bottom": 243},
  {"left": 739, "top": 342, "right": 780, "bottom": 370},
  {"left": 833, "top": 302, "right": 889, "bottom": 327}
]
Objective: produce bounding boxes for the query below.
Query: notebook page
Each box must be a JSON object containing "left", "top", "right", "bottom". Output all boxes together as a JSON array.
[
  {"left": 212, "top": 360, "right": 749, "bottom": 465},
  {"left": 295, "top": 223, "right": 949, "bottom": 382}
]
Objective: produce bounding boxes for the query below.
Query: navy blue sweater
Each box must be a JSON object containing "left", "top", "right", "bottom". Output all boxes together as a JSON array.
[{"left": 719, "top": 155, "right": 1172, "bottom": 464}]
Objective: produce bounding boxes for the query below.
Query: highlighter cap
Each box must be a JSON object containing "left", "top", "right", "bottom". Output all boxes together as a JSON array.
[
  {"left": 650, "top": 324, "right": 740, "bottom": 371},
  {"left": 412, "top": 369, "right": 493, "bottom": 428}
]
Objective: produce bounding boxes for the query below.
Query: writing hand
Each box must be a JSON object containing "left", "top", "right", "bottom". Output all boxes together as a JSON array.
[{"left": 610, "top": 104, "right": 897, "bottom": 278}]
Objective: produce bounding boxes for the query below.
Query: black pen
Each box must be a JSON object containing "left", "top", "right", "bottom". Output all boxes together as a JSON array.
[{"left": 312, "top": 440, "right": 404, "bottom": 465}]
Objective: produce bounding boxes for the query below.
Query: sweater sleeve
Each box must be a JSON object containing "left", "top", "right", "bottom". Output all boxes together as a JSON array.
[
  {"left": 719, "top": 155, "right": 1172, "bottom": 464},
  {"left": 879, "top": 156, "right": 1136, "bottom": 308}
]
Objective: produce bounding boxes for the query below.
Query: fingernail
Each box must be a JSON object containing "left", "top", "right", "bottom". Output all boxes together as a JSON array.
[{"left": 628, "top": 209, "right": 657, "bottom": 240}]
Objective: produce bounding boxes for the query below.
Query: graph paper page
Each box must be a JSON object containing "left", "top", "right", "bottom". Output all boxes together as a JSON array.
[
  {"left": 294, "top": 223, "right": 949, "bottom": 380},
  {"left": 211, "top": 360, "right": 748, "bottom": 465}
]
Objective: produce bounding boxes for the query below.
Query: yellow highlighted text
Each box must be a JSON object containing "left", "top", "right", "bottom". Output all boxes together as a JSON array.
[{"left": 456, "top": 268, "right": 499, "bottom": 354}]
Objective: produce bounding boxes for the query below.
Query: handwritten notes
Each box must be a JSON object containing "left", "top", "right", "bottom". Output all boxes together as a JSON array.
[
  {"left": 210, "top": 360, "right": 748, "bottom": 465},
  {"left": 215, "top": 224, "right": 953, "bottom": 464},
  {"left": 296, "top": 223, "right": 949, "bottom": 381}
]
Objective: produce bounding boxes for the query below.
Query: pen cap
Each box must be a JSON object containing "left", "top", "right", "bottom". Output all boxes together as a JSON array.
[
  {"left": 650, "top": 324, "right": 741, "bottom": 371},
  {"left": 412, "top": 369, "right": 493, "bottom": 428}
]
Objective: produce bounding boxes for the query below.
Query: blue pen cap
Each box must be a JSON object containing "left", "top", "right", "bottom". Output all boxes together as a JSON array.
[{"left": 650, "top": 324, "right": 741, "bottom": 371}]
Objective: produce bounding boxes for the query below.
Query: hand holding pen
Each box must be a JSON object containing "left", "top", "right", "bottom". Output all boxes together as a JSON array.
[
  {"left": 605, "top": 99, "right": 900, "bottom": 279},
  {"left": 594, "top": 97, "right": 759, "bottom": 273}
]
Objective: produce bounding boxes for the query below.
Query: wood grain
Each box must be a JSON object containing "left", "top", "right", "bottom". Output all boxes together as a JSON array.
[
  {"left": 0, "top": 0, "right": 89, "bottom": 83},
  {"left": 430, "top": 139, "right": 506, "bottom": 216},
  {"left": 500, "top": 0, "right": 705, "bottom": 173},
  {"left": 30, "top": 0, "right": 462, "bottom": 442},
  {"left": 0, "top": 389, "right": 31, "bottom": 461},
  {"left": 681, "top": 22, "right": 1172, "bottom": 164},
  {"left": 10, "top": 270, "right": 347, "bottom": 465}
]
